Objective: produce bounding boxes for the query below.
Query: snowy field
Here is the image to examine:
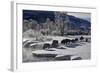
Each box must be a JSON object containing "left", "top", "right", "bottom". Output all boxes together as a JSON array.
[{"left": 22, "top": 35, "right": 91, "bottom": 63}]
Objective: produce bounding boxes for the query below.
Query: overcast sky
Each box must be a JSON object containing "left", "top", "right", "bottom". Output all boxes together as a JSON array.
[{"left": 67, "top": 12, "right": 91, "bottom": 22}]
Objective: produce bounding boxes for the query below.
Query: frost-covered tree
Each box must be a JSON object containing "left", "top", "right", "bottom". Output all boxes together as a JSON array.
[
  {"left": 54, "top": 12, "right": 70, "bottom": 36},
  {"left": 28, "top": 19, "right": 38, "bottom": 30},
  {"left": 23, "top": 19, "right": 29, "bottom": 32}
]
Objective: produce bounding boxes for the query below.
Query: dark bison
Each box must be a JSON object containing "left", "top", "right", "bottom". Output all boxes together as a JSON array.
[
  {"left": 80, "top": 36, "right": 84, "bottom": 41},
  {"left": 70, "top": 38, "right": 78, "bottom": 43},
  {"left": 85, "top": 38, "right": 88, "bottom": 42},
  {"left": 43, "top": 43, "right": 51, "bottom": 49},
  {"left": 51, "top": 40, "right": 58, "bottom": 48},
  {"left": 61, "top": 39, "right": 70, "bottom": 45},
  {"left": 61, "top": 38, "right": 79, "bottom": 45},
  {"left": 70, "top": 39, "right": 76, "bottom": 43},
  {"left": 75, "top": 38, "right": 78, "bottom": 42}
]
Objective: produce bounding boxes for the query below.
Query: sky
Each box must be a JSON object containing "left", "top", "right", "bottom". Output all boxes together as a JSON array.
[{"left": 67, "top": 12, "right": 91, "bottom": 22}]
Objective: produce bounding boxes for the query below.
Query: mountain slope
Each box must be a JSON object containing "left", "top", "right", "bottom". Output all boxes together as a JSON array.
[{"left": 23, "top": 10, "right": 91, "bottom": 30}]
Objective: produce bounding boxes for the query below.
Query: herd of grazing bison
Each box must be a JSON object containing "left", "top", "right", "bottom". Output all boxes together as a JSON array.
[
  {"left": 42, "top": 36, "right": 90, "bottom": 49},
  {"left": 23, "top": 36, "right": 90, "bottom": 49}
]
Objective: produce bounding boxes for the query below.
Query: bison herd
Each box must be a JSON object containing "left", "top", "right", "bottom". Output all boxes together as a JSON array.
[
  {"left": 43, "top": 36, "right": 90, "bottom": 49},
  {"left": 23, "top": 36, "right": 90, "bottom": 49},
  {"left": 61, "top": 38, "right": 78, "bottom": 45}
]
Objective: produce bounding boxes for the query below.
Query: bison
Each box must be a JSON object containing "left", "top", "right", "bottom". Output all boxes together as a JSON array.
[
  {"left": 75, "top": 38, "right": 78, "bottom": 42},
  {"left": 85, "top": 38, "right": 88, "bottom": 42},
  {"left": 70, "top": 39, "right": 76, "bottom": 43},
  {"left": 80, "top": 36, "right": 84, "bottom": 41},
  {"left": 43, "top": 43, "right": 51, "bottom": 49},
  {"left": 61, "top": 39, "right": 70, "bottom": 45},
  {"left": 70, "top": 38, "right": 78, "bottom": 43},
  {"left": 51, "top": 40, "right": 58, "bottom": 48}
]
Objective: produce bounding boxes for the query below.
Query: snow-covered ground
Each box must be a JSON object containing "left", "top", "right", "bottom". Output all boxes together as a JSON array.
[{"left": 23, "top": 35, "right": 91, "bottom": 62}]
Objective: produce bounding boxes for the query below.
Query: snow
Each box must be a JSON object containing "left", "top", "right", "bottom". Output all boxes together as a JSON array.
[
  {"left": 23, "top": 35, "right": 91, "bottom": 62},
  {"left": 32, "top": 48, "right": 77, "bottom": 56},
  {"left": 71, "top": 55, "right": 81, "bottom": 60},
  {"left": 32, "top": 42, "right": 90, "bottom": 60}
]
